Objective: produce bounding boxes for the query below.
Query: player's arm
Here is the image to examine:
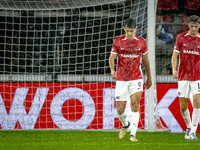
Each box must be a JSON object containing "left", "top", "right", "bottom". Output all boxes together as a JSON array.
[
  {"left": 171, "top": 51, "right": 179, "bottom": 79},
  {"left": 142, "top": 53, "right": 152, "bottom": 89},
  {"left": 171, "top": 33, "right": 181, "bottom": 79},
  {"left": 109, "top": 53, "right": 117, "bottom": 79}
]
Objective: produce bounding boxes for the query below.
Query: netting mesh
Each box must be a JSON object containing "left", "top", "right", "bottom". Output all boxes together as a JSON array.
[
  {"left": 0, "top": 0, "right": 162, "bottom": 130},
  {"left": 0, "top": 0, "right": 147, "bottom": 80},
  {"left": 0, "top": 0, "right": 127, "bottom": 10}
]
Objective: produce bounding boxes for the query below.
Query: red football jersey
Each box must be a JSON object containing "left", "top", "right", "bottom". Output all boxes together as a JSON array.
[
  {"left": 111, "top": 35, "right": 147, "bottom": 81},
  {"left": 174, "top": 32, "right": 200, "bottom": 81}
]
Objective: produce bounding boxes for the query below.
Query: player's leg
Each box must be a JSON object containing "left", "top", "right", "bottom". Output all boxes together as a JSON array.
[
  {"left": 115, "top": 81, "right": 130, "bottom": 140},
  {"left": 116, "top": 101, "right": 130, "bottom": 140},
  {"left": 179, "top": 97, "right": 192, "bottom": 139},
  {"left": 190, "top": 81, "right": 200, "bottom": 140},
  {"left": 116, "top": 101, "right": 128, "bottom": 125},
  {"left": 129, "top": 91, "right": 142, "bottom": 142},
  {"left": 178, "top": 81, "right": 192, "bottom": 139},
  {"left": 190, "top": 94, "right": 200, "bottom": 139},
  {"left": 128, "top": 79, "right": 143, "bottom": 142},
  {"left": 179, "top": 97, "right": 191, "bottom": 129}
]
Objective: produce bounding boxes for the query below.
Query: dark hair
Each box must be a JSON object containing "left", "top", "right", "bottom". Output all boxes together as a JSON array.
[
  {"left": 123, "top": 18, "right": 137, "bottom": 28},
  {"left": 188, "top": 15, "right": 200, "bottom": 24}
]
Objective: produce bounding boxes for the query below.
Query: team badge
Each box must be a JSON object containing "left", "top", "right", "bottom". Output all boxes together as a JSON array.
[
  {"left": 198, "top": 45, "right": 200, "bottom": 48},
  {"left": 116, "top": 96, "right": 120, "bottom": 99},
  {"left": 138, "top": 82, "right": 141, "bottom": 89},
  {"left": 136, "top": 48, "right": 140, "bottom": 51}
]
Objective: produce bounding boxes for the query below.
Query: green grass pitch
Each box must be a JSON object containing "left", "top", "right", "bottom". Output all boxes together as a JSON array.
[{"left": 0, "top": 130, "right": 199, "bottom": 150}]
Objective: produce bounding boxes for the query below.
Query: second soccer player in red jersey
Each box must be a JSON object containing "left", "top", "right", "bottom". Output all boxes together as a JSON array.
[
  {"left": 172, "top": 15, "right": 200, "bottom": 140},
  {"left": 109, "top": 18, "right": 152, "bottom": 142}
]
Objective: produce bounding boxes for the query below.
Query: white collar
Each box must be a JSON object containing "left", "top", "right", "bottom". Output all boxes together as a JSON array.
[
  {"left": 122, "top": 36, "right": 139, "bottom": 40},
  {"left": 185, "top": 32, "right": 200, "bottom": 38}
]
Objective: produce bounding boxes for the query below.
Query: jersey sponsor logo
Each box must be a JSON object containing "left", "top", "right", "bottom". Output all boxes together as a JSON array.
[
  {"left": 120, "top": 54, "right": 139, "bottom": 58},
  {"left": 121, "top": 48, "right": 125, "bottom": 50},
  {"left": 183, "top": 50, "right": 200, "bottom": 55},
  {"left": 183, "top": 44, "right": 188, "bottom": 46}
]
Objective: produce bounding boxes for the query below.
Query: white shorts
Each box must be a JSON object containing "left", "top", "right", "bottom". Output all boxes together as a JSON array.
[
  {"left": 115, "top": 79, "right": 143, "bottom": 101},
  {"left": 178, "top": 80, "right": 200, "bottom": 98}
]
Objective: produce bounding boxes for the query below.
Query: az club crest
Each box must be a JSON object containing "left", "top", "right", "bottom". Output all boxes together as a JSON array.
[{"left": 136, "top": 48, "right": 140, "bottom": 51}]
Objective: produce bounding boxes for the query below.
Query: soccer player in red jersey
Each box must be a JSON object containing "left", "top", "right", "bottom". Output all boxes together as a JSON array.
[
  {"left": 172, "top": 15, "right": 200, "bottom": 140},
  {"left": 109, "top": 18, "right": 152, "bottom": 141}
]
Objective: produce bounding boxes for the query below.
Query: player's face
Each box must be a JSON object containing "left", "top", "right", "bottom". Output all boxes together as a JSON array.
[
  {"left": 123, "top": 26, "right": 137, "bottom": 40},
  {"left": 188, "top": 22, "right": 200, "bottom": 36}
]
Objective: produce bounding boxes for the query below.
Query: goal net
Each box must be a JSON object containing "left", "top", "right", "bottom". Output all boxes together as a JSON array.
[{"left": 0, "top": 0, "right": 167, "bottom": 131}]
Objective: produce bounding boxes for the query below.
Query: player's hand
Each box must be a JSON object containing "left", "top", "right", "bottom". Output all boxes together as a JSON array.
[
  {"left": 172, "top": 70, "right": 178, "bottom": 79},
  {"left": 145, "top": 78, "right": 152, "bottom": 89},
  {"left": 111, "top": 70, "right": 117, "bottom": 79}
]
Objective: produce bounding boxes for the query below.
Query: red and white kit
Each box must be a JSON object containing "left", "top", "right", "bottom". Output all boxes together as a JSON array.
[
  {"left": 111, "top": 35, "right": 147, "bottom": 101},
  {"left": 174, "top": 32, "right": 200, "bottom": 81},
  {"left": 111, "top": 35, "right": 147, "bottom": 81},
  {"left": 174, "top": 32, "right": 200, "bottom": 97}
]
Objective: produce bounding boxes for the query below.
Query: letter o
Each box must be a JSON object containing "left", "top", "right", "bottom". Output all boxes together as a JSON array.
[{"left": 50, "top": 87, "right": 96, "bottom": 129}]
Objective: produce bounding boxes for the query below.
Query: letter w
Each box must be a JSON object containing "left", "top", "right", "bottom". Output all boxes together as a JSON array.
[{"left": 0, "top": 88, "right": 49, "bottom": 129}]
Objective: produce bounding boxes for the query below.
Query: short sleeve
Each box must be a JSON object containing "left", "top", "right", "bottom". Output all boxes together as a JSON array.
[
  {"left": 111, "top": 38, "right": 118, "bottom": 54},
  {"left": 174, "top": 34, "right": 181, "bottom": 53},
  {"left": 142, "top": 39, "right": 148, "bottom": 55}
]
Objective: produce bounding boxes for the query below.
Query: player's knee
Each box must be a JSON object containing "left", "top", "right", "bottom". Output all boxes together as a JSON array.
[
  {"left": 131, "top": 102, "right": 140, "bottom": 112},
  {"left": 117, "top": 109, "right": 125, "bottom": 115},
  {"left": 180, "top": 105, "right": 188, "bottom": 112},
  {"left": 193, "top": 98, "right": 200, "bottom": 109},
  {"left": 116, "top": 101, "right": 126, "bottom": 115},
  {"left": 131, "top": 107, "right": 139, "bottom": 112},
  {"left": 117, "top": 106, "right": 125, "bottom": 115},
  {"left": 179, "top": 99, "right": 188, "bottom": 111}
]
